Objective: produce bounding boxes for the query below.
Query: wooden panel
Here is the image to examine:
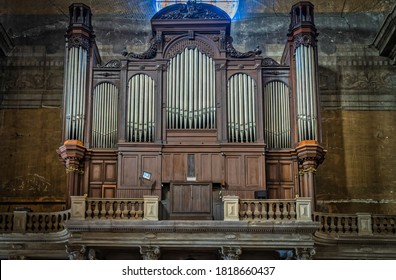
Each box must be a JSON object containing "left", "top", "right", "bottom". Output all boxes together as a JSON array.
[
  {"left": 200, "top": 154, "right": 212, "bottom": 181},
  {"left": 246, "top": 156, "right": 260, "bottom": 187},
  {"left": 104, "top": 161, "right": 117, "bottom": 182},
  {"left": 162, "top": 154, "right": 173, "bottom": 182},
  {"left": 280, "top": 185, "right": 294, "bottom": 199},
  {"left": 90, "top": 185, "right": 102, "bottom": 198},
  {"left": 121, "top": 155, "right": 138, "bottom": 187},
  {"left": 170, "top": 183, "right": 212, "bottom": 219},
  {"left": 171, "top": 184, "right": 190, "bottom": 213},
  {"left": 191, "top": 185, "right": 211, "bottom": 213},
  {"left": 102, "top": 184, "right": 116, "bottom": 198},
  {"left": 267, "top": 185, "right": 279, "bottom": 199},
  {"left": 90, "top": 161, "right": 103, "bottom": 182},
  {"left": 266, "top": 161, "right": 279, "bottom": 182},
  {"left": 226, "top": 156, "right": 241, "bottom": 187},
  {"left": 279, "top": 161, "right": 293, "bottom": 182},
  {"left": 211, "top": 154, "right": 223, "bottom": 182},
  {"left": 142, "top": 156, "right": 157, "bottom": 181},
  {"left": 173, "top": 154, "right": 186, "bottom": 181}
]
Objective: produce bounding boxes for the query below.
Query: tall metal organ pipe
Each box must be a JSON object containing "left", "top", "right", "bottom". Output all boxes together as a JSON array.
[
  {"left": 227, "top": 73, "right": 256, "bottom": 143},
  {"left": 64, "top": 46, "right": 88, "bottom": 141},
  {"left": 166, "top": 48, "right": 216, "bottom": 129},
  {"left": 91, "top": 82, "right": 118, "bottom": 148},
  {"left": 264, "top": 81, "right": 291, "bottom": 149},
  {"left": 295, "top": 44, "right": 318, "bottom": 141},
  {"left": 127, "top": 74, "right": 155, "bottom": 142}
]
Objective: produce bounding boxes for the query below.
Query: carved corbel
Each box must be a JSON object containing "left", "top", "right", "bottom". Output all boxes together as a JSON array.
[
  {"left": 219, "top": 246, "right": 242, "bottom": 260},
  {"left": 66, "top": 245, "right": 87, "bottom": 260},
  {"left": 140, "top": 246, "right": 161, "bottom": 260},
  {"left": 295, "top": 247, "right": 315, "bottom": 260}
]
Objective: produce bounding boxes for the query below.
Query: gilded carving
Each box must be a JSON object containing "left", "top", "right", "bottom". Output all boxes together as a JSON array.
[{"left": 262, "top": 57, "right": 280, "bottom": 67}]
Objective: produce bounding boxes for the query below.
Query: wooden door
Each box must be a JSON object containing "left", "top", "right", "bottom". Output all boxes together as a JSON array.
[{"left": 170, "top": 183, "right": 212, "bottom": 219}]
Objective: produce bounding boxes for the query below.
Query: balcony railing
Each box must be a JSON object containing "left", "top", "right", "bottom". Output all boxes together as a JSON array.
[
  {"left": 2, "top": 196, "right": 394, "bottom": 238},
  {"left": 239, "top": 199, "right": 297, "bottom": 221},
  {"left": 0, "top": 210, "right": 70, "bottom": 234},
  {"left": 314, "top": 212, "right": 396, "bottom": 236}
]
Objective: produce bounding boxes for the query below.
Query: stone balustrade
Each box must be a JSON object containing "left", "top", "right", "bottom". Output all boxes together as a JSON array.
[
  {"left": 70, "top": 196, "right": 159, "bottom": 221},
  {"left": 0, "top": 210, "right": 70, "bottom": 233},
  {"left": 0, "top": 212, "right": 14, "bottom": 232},
  {"left": 314, "top": 212, "right": 396, "bottom": 236}
]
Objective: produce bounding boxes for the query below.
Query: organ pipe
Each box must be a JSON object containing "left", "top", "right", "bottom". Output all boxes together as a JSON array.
[
  {"left": 64, "top": 46, "right": 88, "bottom": 141},
  {"left": 264, "top": 81, "right": 291, "bottom": 149},
  {"left": 295, "top": 45, "right": 318, "bottom": 141},
  {"left": 227, "top": 73, "right": 256, "bottom": 143},
  {"left": 92, "top": 82, "right": 118, "bottom": 148},
  {"left": 127, "top": 74, "right": 155, "bottom": 142},
  {"left": 166, "top": 48, "right": 216, "bottom": 129}
]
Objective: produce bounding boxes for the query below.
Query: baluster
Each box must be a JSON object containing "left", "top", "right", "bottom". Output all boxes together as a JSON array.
[
  {"left": 246, "top": 203, "right": 253, "bottom": 220},
  {"left": 115, "top": 201, "right": 122, "bottom": 219},
  {"left": 383, "top": 218, "right": 389, "bottom": 234},
  {"left": 289, "top": 202, "right": 296, "bottom": 220},
  {"left": 137, "top": 201, "right": 143, "bottom": 219},
  {"left": 350, "top": 216, "right": 358, "bottom": 233},
  {"left": 262, "top": 202, "right": 268, "bottom": 220},
  {"left": 253, "top": 202, "right": 261, "bottom": 220},
  {"left": 86, "top": 201, "right": 93, "bottom": 219},
  {"left": 379, "top": 217, "right": 386, "bottom": 234},
  {"left": 275, "top": 203, "right": 281, "bottom": 221},
  {"left": 130, "top": 201, "right": 136, "bottom": 219},
  {"left": 281, "top": 202, "right": 289, "bottom": 220},
  {"left": 93, "top": 201, "right": 100, "bottom": 219},
  {"left": 324, "top": 216, "right": 330, "bottom": 233},
  {"left": 107, "top": 200, "right": 114, "bottom": 218},
  {"left": 45, "top": 215, "right": 51, "bottom": 232},
  {"left": 123, "top": 201, "right": 130, "bottom": 219},
  {"left": 268, "top": 202, "right": 275, "bottom": 221},
  {"left": 336, "top": 216, "right": 343, "bottom": 233},
  {"left": 26, "top": 214, "right": 32, "bottom": 232}
]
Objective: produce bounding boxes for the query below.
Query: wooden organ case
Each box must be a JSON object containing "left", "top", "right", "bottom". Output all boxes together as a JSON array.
[{"left": 58, "top": 1, "right": 326, "bottom": 219}]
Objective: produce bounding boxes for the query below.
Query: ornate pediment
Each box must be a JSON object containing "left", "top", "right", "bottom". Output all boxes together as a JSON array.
[{"left": 152, "top": 0, "right": 230, "bottom": 20}]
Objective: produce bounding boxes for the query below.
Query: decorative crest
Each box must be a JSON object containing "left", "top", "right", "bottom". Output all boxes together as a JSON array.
[
  {"left": 154, "top": 0, "right": 230, "bottom": 20},
  {"left": 225, "top": 36, "right": 261, "bottom": 58}
]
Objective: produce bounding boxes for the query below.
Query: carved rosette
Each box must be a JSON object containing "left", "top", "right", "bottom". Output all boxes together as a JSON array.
[
  {"left": 293, "top": 33, "right": 316, "bottom": 52},
  {"left": 68, "top": 35, "right": 90, "bottom": 50},
  {"left": 219, "top": 247, "right": 242, "bottom": 260},
  {"left": 140, "top": 246, "right": 161, "bottom": 260}
]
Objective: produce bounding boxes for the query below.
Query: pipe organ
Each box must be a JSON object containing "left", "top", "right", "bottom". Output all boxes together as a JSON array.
[
  {"left": 92, "top": 82, "right": 118, "bottom": 148},
  {"left": 127, "top": 74, "right": 155, "bottom": 142},
  {"left": 59, "top": 1, "right": 326, "bottom": 217},
  {"left": 167, "top": 48, "right": 216, "bottom": 129}
]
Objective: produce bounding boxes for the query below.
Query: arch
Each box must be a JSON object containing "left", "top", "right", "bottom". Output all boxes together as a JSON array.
[{"left": 164, "top": 34, "right": 220, "bottom": 59}]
